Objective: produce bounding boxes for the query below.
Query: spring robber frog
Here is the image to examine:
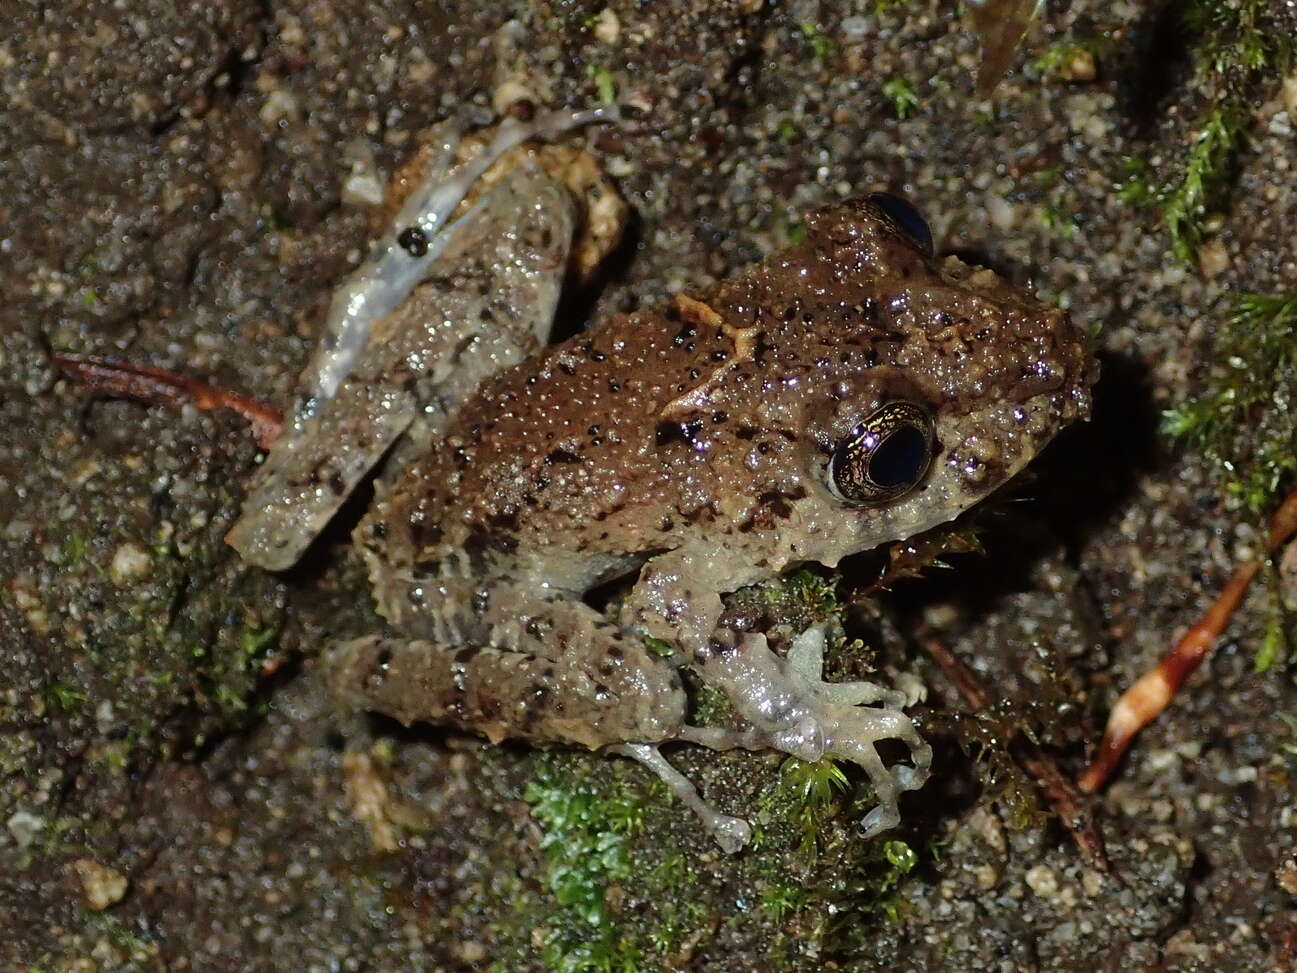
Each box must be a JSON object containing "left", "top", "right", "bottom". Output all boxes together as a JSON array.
[{"left": 226, "top": 108, "right": 1096, "bottom": 852}]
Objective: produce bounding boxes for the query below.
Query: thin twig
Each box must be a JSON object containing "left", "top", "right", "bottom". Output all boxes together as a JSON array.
[
  {"left": 915, "top": 624, "right": 1111, "bottom": 872},
  {"left": 1079, "top": 485, "right": 1297, "bottom": 793},
  {"left": 54, "top": 353, "right": 283, "bottom": 449}
]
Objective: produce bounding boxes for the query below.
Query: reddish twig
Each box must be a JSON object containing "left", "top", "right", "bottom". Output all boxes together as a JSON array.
[
  {"left": 1079, "top": 486, "right": 1297, "bottom": 794},
  {"left": 54, "top": 353, "right": 283, "bottom": 450},
  {"left": 916, "top": 625, "right": 1111, "bottom": 872}
]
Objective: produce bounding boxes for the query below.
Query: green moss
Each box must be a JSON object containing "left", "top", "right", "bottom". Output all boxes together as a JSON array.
[
  {"left": 762, "top": 568, "right": 841, "bottom": 628},
  {"left": 798, "top": 22, "right": 837, "bottom": 70},
  {"left": 1115, "top": 155, "right": 1155, "bottom": 207},
  {"left": 1128, "top": 0, "right": 1292, "bottom": 263},
  {"left": 237, "top": 623, "right": 280, "bottom": 671},
  {"left": 55, "top": 531, "right": 88, "bottom": 567},
  {"left": 762, "top": 756, "right": 849, "bottom": 860},
  {"left": 1163, "top": 106, "right": 1244, "bottom": 263},
  {"left": 1163, "top": 292, "right": 1297, "bottom": 514},
  {"left": 1181, "top": 0, "right": 1284, "bottom": 79},
  {"left": 642, "top": 636, "right": 674, "bottom": 659},
  {"left": 81, "top": 912, "right": 157, "bottom": 961},
  {"left": 881, "top": 77, "right": 920, "bottom": 120},
  {"left": 1030, "top": 39, "right": 1101, "bottom": 78},
  {"left": 44, "top": 680, "right": 86, "bottom": 712},
  {"left": 1254, "top": 561, "right": 1292, "bottom": 672},
  {"left": 1164, "top": 292, "right": 1297, "bottom": 668},
  {"left": 1277, "top": 713, "right": 1297, "bottom": 759},
  {"left": 688, "top": 677, "right": 736, "bottom": 727},
  {"left": 773, "top": 206, "right": 807, "bottom": 246},
  {"left": 586, "top": 64, "right": 617, "bottom": 105},
  {"left": 525, "top": 758, "right": 646, "bottom": 972}
]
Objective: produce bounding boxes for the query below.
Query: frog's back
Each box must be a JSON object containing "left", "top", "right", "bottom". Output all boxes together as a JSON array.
[{"left": 359, "top": 299, "right": 735, "bottom": 577}]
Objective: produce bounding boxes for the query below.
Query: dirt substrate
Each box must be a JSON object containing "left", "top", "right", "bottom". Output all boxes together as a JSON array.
[{"left": 3, "top": 1, "right": 1297, "bottom": 970}]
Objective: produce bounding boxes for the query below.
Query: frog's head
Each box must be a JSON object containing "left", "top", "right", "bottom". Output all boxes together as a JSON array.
[{"left": 710, "top": 193, "right": 1097, "bottom": 564}]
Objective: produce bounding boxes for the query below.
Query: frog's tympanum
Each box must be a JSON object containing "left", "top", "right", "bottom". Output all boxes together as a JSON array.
[{"left": 227, "top": 110, "right": 1096, "bottom": 852}]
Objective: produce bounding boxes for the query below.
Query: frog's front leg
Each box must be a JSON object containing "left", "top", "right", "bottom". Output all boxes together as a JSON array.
[{"left": 628, "top": 548, "right": 932, "bottom": 839}]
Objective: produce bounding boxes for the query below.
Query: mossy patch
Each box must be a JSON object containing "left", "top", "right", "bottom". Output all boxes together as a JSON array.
[
  {"left": 1119, "top": 0, "right": 1292, "bottom": 263},
  {"left": 524, "top": 758, "right": 647, "bottom": 972},
  {"left": 1163, "top": 293, "right": 1297, "bottom": 515}
]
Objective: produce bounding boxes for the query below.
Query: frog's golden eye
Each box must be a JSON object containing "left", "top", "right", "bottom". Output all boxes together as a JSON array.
[
  {"left": 868, "top": 192, "right": 934, "bottom": 257},
  {"left": 828, "top": 403, "right": 935, "bottom": 505}
]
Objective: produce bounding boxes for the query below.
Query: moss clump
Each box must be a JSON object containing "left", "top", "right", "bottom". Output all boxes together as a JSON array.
[
  {"left": 1165, "top": 292, "right": 1297, "bottom": 669},
  {"left": 43, "top": 680, "right": 87, "bottom": 712},
  {"left": 1162, "top": 106, "right": 1245, "bottom": 264},
  {"left": 797, "top": 22, "right": 837, "bottom": 70},
  {"left": 881, "top": 77, "right": 920, "bottom": 120},
  {"left": 762, "top": 568, "right": 841, "bottom": 629},
  {"left": 1030, "top": 37, "right": 1106, "bottom": 80},
  {"left": 585, "top": 64, "right": 617, "bottom": 105},
  {"left": 758, "top": 756, "right": 851, "bottom": 861},
  {"left": 1123, "top": 0, "right": 1292, "bottom": 263},
  {"left": 1163, "top": 293, "right": 1297, "bottom": 514},
  {"left": 1253, "top": 560, "right": 1292, "bottom": 673},
  {"left": 524, "top": 759, "right": 646, "bottom": 972},
  {"left": 934, "top": 639, "right": 1081, "bottom": 832}
]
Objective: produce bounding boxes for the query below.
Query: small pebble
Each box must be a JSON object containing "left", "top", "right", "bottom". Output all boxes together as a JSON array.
[
  {"left": 72, "top": 858, "right": 129, "bottom": 910},
  {"left": 110, "top": 542, "right": 153, "bottom": 584}
]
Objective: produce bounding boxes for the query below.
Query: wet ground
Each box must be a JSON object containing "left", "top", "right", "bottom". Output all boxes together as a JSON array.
[{"left": 3, "top": 0, "right": 1297, "bottom": 970}]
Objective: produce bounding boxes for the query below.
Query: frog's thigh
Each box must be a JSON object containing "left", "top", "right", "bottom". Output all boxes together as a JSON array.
[
  {"left": 227, "top": 165, "right": 576, "bottom": 571},
  {"left": 325, "top": 586, "right": 684, "bottom": 752}
]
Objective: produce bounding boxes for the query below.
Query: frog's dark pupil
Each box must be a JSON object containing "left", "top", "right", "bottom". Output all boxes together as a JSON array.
[
  {"left": 867, "top": 192, "right": 933, "bottom": 256},
  {"left": 398, "top": 226, "right": 429, "bottom": 257},
  {"left": 868, "top": 425, "right": 927, "bottom": 489}
]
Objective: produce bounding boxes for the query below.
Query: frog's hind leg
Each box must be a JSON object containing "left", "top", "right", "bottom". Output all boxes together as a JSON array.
[
  {"left": 300, "top": 106, "right": 618, "bottom": 415},
  {"left": 323, "top": 578, "right": 756, "bottom": 852},
  {"left": 325, "top": 578, "right": 688, "bottom": 754},
  {"left": 609, "top": 744, "right": 752, "bottom": 854},
  {"left": 227, "top": 161, "right": 578, "bottom": 571}
]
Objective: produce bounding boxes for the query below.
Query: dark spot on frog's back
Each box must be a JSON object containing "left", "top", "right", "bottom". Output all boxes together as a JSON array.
[
  {"left": 655, "top": 418, "right": 705, "bottom": 449},
  {"left": 411, "top": 520, "right": 442, "bottom": 547},
  {"left": 739, "top": 487, "right": 808, "bottom": 532},
  {"left": 544, "top": 448, "right": 582, "bottom": 465},
  {"left": 463, "top": 527, "right": 518, "bottom": 571},
  {"left": 488, "top": 510, "right": 520, "bottom": 532}
]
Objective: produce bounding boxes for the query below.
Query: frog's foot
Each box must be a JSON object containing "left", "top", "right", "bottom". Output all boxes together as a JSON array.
[
  {"left": 692, "top": 624, "right": 932, "bottom": 839},
  {"left": 610, "top": 744, "right": 752, "bottom": 855}
]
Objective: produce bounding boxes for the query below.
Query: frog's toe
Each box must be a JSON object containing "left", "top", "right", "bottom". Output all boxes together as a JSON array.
[
  {"left": 612, "top": 743, "right": 752, "bottom": 854},
  {"left": 786, "top": 622, "right": 826, "bottom": 676},
  {"left": 787, "top": 625, "right": 908, "bottom": 709}
]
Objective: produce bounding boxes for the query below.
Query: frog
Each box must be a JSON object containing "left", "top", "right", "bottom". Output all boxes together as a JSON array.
[{"left": 225, "top": 107, "right": 1097, "bottom": 853}]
